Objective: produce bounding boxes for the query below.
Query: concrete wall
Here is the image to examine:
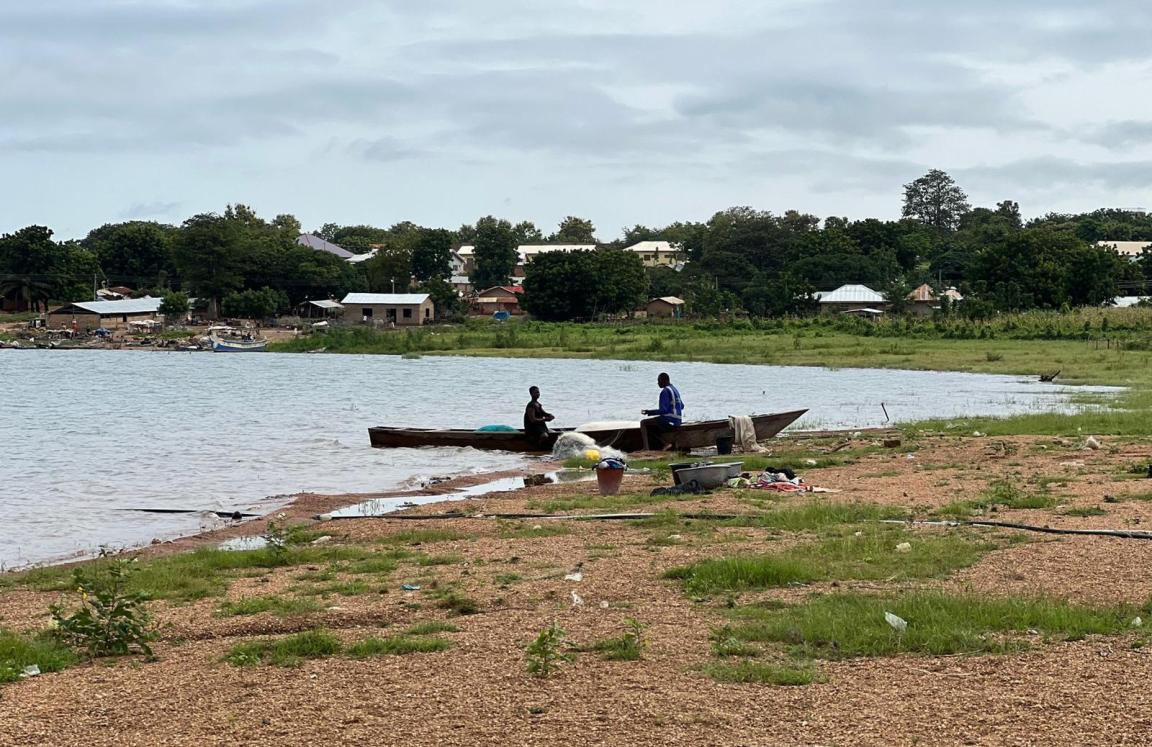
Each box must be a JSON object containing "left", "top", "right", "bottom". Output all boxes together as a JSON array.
[{"left": 343, "top": 300, "right": 434, "bottom": 326}]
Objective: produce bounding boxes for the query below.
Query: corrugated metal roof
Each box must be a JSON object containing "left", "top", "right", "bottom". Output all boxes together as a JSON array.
[
  {"left": 907, "top": 284, "right": 936, "bottom": 302},
  {"left": 345, "top": 248, "right": 378, "bottom": 264},
  {"left": 297, "top": 234, "right": 354, "bottom": 259},
  {"left": 341, "top": 293, "right": 430, "bottom": 305},
  {"left": 309, "top": 300, "right": 343, "bottom": 309},
  {"left": 1114, "top": 296, "right": 1150, "bottom": 308},
  {"left": 626, "top": 241, "right": 678, "bottom": 253},
  {"left": 59, "top": 297, "right": 163, "bottom": 315},
  {"left": 815, "top": 284, "right": 885, "bottom": 304},
  {"left": 652, "top": 296, "right": 684, "bottom": 305}
]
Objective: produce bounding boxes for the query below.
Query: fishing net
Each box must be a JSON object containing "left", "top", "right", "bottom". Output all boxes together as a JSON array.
[{"left": 551, "top": 431, "right": 626, "bottom": 462}]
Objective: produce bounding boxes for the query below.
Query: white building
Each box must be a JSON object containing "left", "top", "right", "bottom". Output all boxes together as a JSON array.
[{"left": 814, "top": 284, "right": 887, "bottom": 314}]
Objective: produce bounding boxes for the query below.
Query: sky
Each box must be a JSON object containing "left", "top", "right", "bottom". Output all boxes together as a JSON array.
[{"left": 3, "top": 0, "right": 1152, "bottom": 240}]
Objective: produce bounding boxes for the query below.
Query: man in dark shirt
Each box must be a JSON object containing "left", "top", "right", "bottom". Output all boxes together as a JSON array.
[{"left": 524, "top": 386, "right": 555, "bottom": 447}]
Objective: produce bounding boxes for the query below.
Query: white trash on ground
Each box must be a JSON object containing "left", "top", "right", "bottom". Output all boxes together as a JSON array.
[{"left": 884, "top": 611, "right": 908, "bottom": 633}]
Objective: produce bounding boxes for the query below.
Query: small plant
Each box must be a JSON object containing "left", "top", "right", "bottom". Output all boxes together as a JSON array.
[
  {"left": 262, "top": 520, "right": 291, "bottom": 563},
  {"left": 525, "top": 623, "right": 575, "bottom": 678},
  {"left": 224, "top": 629, "right": 342, "bottom": 668},
  {"left": 49, "top": 557, "right": 155, "bottom": 658}
]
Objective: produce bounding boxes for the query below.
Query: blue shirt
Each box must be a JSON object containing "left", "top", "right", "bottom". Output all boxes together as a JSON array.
[{"left": 656, "top": 384, "right": 684, "bottom": 427}]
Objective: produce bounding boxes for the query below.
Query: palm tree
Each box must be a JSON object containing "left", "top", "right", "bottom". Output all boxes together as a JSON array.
[{"left": 0, "top": 275, "right": 54, "bottom": 312}]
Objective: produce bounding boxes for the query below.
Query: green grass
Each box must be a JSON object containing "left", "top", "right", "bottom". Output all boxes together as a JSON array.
[
  {"left": 415, "top": 554, "right": 463, "bottom": 567},
  {"left": 936, "top": 480, "right": 1057, "bottom": 517},
  {"left": 1062, "top": 507, "right": 1108, "bottom": 517},
  {"left": 726, "top": 502, "right": 909, "bottom": 532},
  {"left": 496, "top": 521, "right": 572, "bottom": 539},
  {"left": 700, "top": 660, "right": 826, "bottom": 686},
  {"left": 346, "top": 635, "right": 452, "bottom": 658},
  {"left": 294, "top": 580, "right": 379, "bottom": 597},
  {"left": 0, "top": 630, "right": 78, "bottom": 684},
  {"left": 217, "top": 596, "right": 323, "bottom": 617},
  {"left": 224, "top": 629, "right": 343, "bottom": 668},
  {"left": 430, "top": 589, "right": 480, "bottom": 615},
  {"left": 403, "top": 621, "right": 460, "bottom": 636},
  {"left": 665, "top": 526, "right": 996, "bottom": 594},
  {"left": 725, "top": 591, "right": 1147, "bottom": 659}
]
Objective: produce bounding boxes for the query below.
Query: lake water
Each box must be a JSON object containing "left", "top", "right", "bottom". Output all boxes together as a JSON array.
[{"left": 0, "top": 350, "right": 1119, "bottom": 568}]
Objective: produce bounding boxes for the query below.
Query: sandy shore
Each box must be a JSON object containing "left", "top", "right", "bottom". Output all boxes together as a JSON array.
[{"left": 4, "top": 434, "right": 1152, "bottom": 746}]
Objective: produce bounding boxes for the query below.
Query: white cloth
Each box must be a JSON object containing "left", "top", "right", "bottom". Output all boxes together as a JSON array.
[{"left": 731, "top": 415, "right": 766, "bottom": 453}]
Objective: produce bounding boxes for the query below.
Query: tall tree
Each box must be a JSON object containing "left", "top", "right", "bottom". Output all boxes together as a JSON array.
[
  {"left": 470, "top": 216, "right": 518, "bottom": 290},
  {"left": 172, "top": 214, "right": 244, "bottom": 317},
  {"left": 411, "top": 228, "right": 454, "bottom": 282},
  {"left": 552, "top": 216, "right": 596, "bottom": 243},
  {"left": 512, "top": 221, "right": 543, "bottom": 243},
  {"left": 364, "top": 247, "right": 413, "bottom": 293},
  {"left": 0, "top": 226, "right": 75, "bottom": 310},
  {"left": 82, "top": 221, "right": 175, "bottom": 287},
  {"left": 902, "top": 169, "right": 971, "bottom": 230}
]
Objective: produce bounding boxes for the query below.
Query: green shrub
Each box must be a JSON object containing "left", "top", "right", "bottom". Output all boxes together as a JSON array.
[{"left": 49, "top": 557, "right": 155, "bottom": 658}]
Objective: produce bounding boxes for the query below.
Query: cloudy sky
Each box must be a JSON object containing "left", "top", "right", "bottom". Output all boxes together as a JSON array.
[{"left": 3, "top": 0, "right": 1152, "bottom": 239}]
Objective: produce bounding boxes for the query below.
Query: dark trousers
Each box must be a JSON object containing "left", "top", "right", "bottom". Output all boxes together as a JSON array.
[{"left": 641, "top": 416, "right": 678, "bottom": 450}]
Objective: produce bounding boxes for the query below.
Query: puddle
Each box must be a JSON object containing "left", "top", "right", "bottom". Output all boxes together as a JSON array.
[
  {"left": 325, "top": 469, "right": 596, "bottom": 519},
  {"left": 218, "top": 536, "right": 269, "bottom": 551}
]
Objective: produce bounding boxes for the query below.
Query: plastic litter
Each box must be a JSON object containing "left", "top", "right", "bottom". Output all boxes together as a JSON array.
[
  {"left": 1133, "top": 617, "right": 1144, "bottom": 628},
  {"left": 570, "top": 591, "right": 584, "bottom": 608},
  {"left": 20, "top": 665, "right": 40, "bottom": 678},
  {"left": 884, "top": 611, "right": 908, "bottom": 633},
  {"left": 401, "top": 584, "right": 421, "bottom": 591},
  {"left": 310, "top": 536, "right": 333, "bottom": 545},
  {"left": 894, "top": 542, "right": 912, "bottom": 554},
  {"left": 1084, "top": 436, "right": 1101, "bottom": 450},
  {"left": 551, "top": 431, "right": 625, "bottom": 461},
  {"left": 563, "top": 571, "right": 583, "bottom": 582}
]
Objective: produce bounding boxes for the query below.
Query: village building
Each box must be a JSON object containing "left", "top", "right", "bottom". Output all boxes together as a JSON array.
[
  {"left": 340, "top": 293, "right": 434, "bottom": 326},
  {"left": 456, "top": 244, "right": 597, "bottom": 279},
  {"left": 624, "top": 241, "right": 681, "bottom": 268},
  {"left": 814, "top": 284, "right": 887, "bottom": 315},
  {"left": 296, "top": 299, "right": 344, "bottom": 319},
  {"left": 906, "top": 284, "right": 964, "bottom": 317},
  {"left": 646, "top": 296, "right": 685, "bottom": 319},
  {"left": 46, "top": 297, "right": 164, "bottom": 331},
  {"left": 449, "top": 275, "right": 473, "bottom": 295},
  {"left": 473, "top": 286, "right": 523, "bottom": 316}
]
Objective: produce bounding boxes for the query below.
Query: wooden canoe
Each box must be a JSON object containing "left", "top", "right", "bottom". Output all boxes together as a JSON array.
[{"left": 368, "top": 409, "right": 807, "bottom": 454}]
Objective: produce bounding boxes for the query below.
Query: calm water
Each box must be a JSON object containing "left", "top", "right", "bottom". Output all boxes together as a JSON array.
[{"left": 0, "top": 350, "right": 1119, "bottom": 568}]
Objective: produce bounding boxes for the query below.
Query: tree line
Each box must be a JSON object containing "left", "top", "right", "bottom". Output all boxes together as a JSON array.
[{"left": 2, "top": 170, "right": 1150, "bottom": 321}]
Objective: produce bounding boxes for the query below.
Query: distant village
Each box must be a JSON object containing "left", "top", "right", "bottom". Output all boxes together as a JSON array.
[{"left": 18, "top": 231, "right": 1152, "bottom": 338}]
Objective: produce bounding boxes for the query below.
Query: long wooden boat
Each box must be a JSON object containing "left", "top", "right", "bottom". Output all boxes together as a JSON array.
[
  {"left": 210, "top": 333, "right": 268, "bottom": 352},
  {"left": 368, "top": 409, "right": 808, "bottom": 454}
]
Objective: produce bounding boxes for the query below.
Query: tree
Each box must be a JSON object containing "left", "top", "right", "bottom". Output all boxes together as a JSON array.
[
  {"left": 589, "top": 249, "right": 648, "bottom": 316},
  {"left": 418, "top": 277, "right": 466, "bottom": 321},
  {"left": 902, "top": 169, "right": 971, "bottom": 230},
  {"left": 0, "top": 226, "right": 75, "bottom": 310},
  {"left": 220, "top": 287, "right": 287, "bottom": 319},
  {"left": 520, "top": 251, "right": 598, "bottom": 321},
  {"left": 158, "top": 291, "right": 190, "bottom": 322},
  {"left": 551, "top": 216, "right": 596, "bottom": 243},
  {"left": 172, "top": 214, "right": 244, "bottom": 318},
  {"left": 82, "top": 221, "right": 175, "bottom": 288},
  {"left": 513, "top": 221, "right": 543, "bottom": 243},
  {"left": 411, "top": 228, "right": 454, "bottom": 281},
  {"left": 364, "top": 247, "right": 413, "bottom": 293},
  {"left": 470, "top": 216, "right": 518, "bottom": 290}
]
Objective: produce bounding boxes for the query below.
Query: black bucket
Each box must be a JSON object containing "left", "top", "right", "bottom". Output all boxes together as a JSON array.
[{"left": 716, "top": 436, "right": 734, "bottom": 455}]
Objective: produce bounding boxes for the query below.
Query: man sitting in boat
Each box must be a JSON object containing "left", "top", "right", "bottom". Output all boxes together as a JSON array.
[
  {"left": 641, "top": 372, "right": 684, "bottom": 450},
  {"left": 524, "top": 386, "right": 555, "bottom": 446}
]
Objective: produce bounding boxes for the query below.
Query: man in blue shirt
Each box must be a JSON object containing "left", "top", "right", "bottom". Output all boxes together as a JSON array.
[{"left": 641, "top": 372, "right": 684, "bottom": 451}]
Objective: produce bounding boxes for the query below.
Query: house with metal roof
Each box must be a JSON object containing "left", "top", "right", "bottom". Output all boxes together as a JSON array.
[
  {"left": 1096, "top": 240, "right": 1150, "bottom": 260},
  {"left": 814, "top": 284, "right": 887, "bottom": 315},
  {"left": 296, "top": 299, "right": 345, "bottom": 318},
  {"left": 297, "top": 234, "right": 354, "bottom": 260},
  {"left": 47, "top": 297, "right": 164, "bottom": 331},
  {"left": 473, "top": 286, "right": 523, "bottom": 316},
  {"left": 340, "top": 293, "right": 434, "bottom": 326},
  {"left": 624, "top": 241, "right": 681, "bottom": 268},
  {"left": 906, "top": 284, "right": 964, "bottom": 316},
  {"left": 646, "top": 296, "right": 685, "bottom": 319}
]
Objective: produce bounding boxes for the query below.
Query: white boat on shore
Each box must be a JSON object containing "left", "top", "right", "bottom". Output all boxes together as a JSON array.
[{"left": 209, "top": 332, "right": 268, "bottom": 352}]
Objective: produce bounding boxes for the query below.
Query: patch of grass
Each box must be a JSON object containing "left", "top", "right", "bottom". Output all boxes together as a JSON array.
[
  {"left": 728, "top": 592, "right": 1145, "bottom": 659},
  {"left": 710, "top": 626, "right": 762, "bottom": 658},
  {"left": 0, "top": 629, "right": 78, "bottom": 684},
  {"left": 294, "top": 580, "right": 379, "bottom": 597},
  {"left": 346, "top": 635, "right": 451, "bottom": 658},
  {"left": 936, "top": 480, "right": 1057, "bottom": 517},
  {"left": 433, "top": 590, "right": 480, "bottom": 616},
  {"left": 224, "top": 629, "right": 342, "bottom": 668},
  {"left": 496, "top": 521, "right": 572, "bottom": 539},
  {"left": 700, "top": 660, "right": 826, "bottom": 686},
  {"left": 403, "top": 621, "right": 460, "bottom": 636},
  {"left": 666, "top": 526, "right": 996, "bottom": 594},
  {"left": 578, "top": 619, "right": 645, "bottom": 661},
  {"left": 217, "top": 596, "right": 322, "bottom": 617},
  {"left": 726, "top": 502, "right": 908, "bottom": 532},
  {"left": 494, "top": 573, "right": 523, "bottom": 586},
  {"left": 1062, "top": 507, "right": 1108, "bottom": 517},
  {"left": 377, "top": 529, "right": 473, "bottom": 546},
  {"left": 1113, "top": 491, "right": 1152, "bottom": 503}
]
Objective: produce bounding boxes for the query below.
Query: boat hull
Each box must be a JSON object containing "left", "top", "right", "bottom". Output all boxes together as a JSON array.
[
  {"left": 210, "top": 337, "right": 268, "bottom": 352},
  {"left": 368, "top": 409, "right": 807, "bottom": 454}
]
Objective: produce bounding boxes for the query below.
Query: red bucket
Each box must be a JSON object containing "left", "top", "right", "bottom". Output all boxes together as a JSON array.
[{"left": 595, "top": 466, "right": 625, "bottom": 496}]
